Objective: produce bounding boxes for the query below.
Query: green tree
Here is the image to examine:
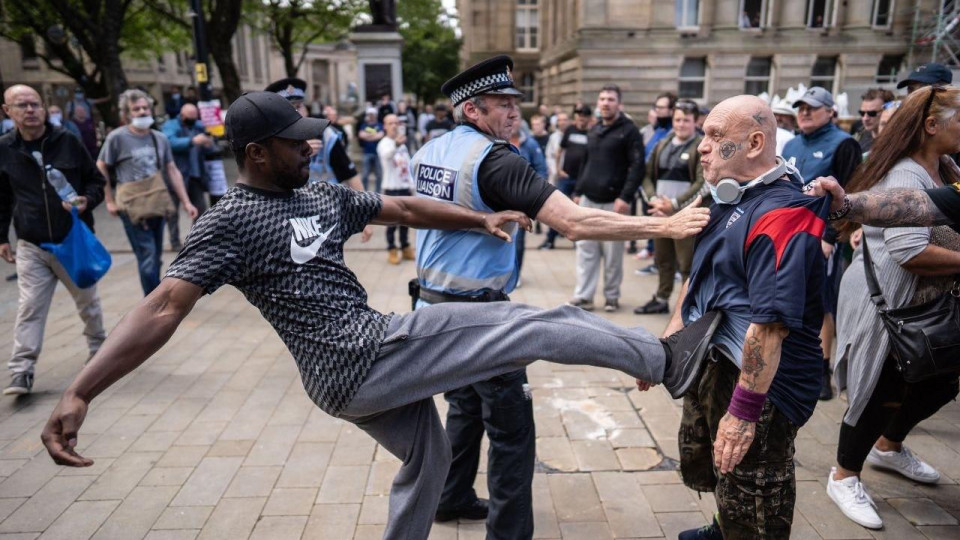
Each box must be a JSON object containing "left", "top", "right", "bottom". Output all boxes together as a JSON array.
[
  {"left": 397, "top": 0, "right": 461, "bottom": 106},
  {"left": 247, "top": 0, "right": 364, "bottom": 79},
  {"left": 143, "top": 0, "right": 245, "bottom": 102},
  {"left": 0, "top": 0, "right": 189, "bottom": 126}
]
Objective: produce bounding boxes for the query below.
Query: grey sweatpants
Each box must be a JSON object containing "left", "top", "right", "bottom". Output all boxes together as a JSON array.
[
  {"left": 573, "top": 197, "right": 625, "bottom": 302},
  {"left": 339, "top": 302, "right": 665, "bottom": 540}
]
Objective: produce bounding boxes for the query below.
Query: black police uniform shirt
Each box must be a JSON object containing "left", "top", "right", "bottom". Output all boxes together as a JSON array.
[
  {"left": 682, "top": 179, "right": 831, "bottom": 427},
  {"left": 165, "top": 182, "right": 387, "bottom": 416},
  {"left": 458, "top": 122, "right": 557, "bottom": 218}
]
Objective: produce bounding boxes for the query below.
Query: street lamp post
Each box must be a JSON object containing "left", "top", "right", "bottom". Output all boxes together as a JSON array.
[{"left": 190, "top": 0, "right": 214, "bottom": 101}]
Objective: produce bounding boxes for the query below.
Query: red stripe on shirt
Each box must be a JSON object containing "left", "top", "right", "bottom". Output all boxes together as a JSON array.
[{"left": 744, "top": 207, "right": 826, "bottom": 270}]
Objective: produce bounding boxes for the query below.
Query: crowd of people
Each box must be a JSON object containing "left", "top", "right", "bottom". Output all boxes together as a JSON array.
[{"left": 2, "top": 55, "right": 960, "bottom": 540}]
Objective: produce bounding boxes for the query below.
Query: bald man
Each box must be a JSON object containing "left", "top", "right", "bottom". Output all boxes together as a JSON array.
[
  {"left": 0, "top": 84, "right": 107, "bottom": 395},
  {"left": 640, "top": 96, "right": 832, "bottom": 540},
  {"left": 162, "top": 103, "right": 217, "bottom": 250}
]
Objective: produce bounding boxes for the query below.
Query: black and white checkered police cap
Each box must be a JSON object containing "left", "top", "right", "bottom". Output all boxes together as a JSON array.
[{"left": 441, "top": 55, "right": 524, "bottom": 106}]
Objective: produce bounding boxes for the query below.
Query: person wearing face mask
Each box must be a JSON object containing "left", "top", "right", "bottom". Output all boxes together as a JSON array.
[
  {"left": 46, "top": 105, "right": 81, "bottom": 141},
  {"left": 636, "top": 96, "right": 832, "bottom": 540},
  {"left": 162, "top": 103, "right": 218, "bottom": 250},
  {"left": 97, "top": 89, "right": 198, "bottom": 296}
]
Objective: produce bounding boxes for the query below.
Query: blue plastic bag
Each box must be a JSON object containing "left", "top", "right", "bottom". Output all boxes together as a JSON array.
[{"left": 40, "top": 207, "right": 111, "bottom": 289}]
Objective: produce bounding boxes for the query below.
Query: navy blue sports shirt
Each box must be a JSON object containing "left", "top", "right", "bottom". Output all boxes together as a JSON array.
[{"left": 682, "top": 177, "right": 830, "bottom": 426}]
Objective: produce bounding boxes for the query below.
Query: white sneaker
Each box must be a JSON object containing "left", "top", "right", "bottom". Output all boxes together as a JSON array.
[
  {"left": 866, "top": 445, "right": 941, "bottom": 484},
  {"left": 826, "top": 468, "right": 883, "bottom": 529}
]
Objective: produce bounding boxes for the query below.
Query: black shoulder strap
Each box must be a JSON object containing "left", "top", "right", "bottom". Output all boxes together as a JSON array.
[{"left": 860, "top": 237, "right": 889, "bottom": 310}]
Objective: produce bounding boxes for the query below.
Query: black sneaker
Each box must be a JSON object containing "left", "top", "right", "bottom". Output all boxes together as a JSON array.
[
  {"left": 538, "top": 240, "right": 554, "bottom": 250},
  {"left": 635, "top": 295, "right": 669, "bottom": 314},
  {"left": 3, "top": 372, "right": 33, "bottom": 396},
  {"left": 678, "top": 516, "right": 723, "bottom": 540},
  {"left": 604, "top": 299, "right": 619, "bottom": 312},
  {"left": 435, "top": 498, "right": 489, "bottom": 522},
  {"left": 819, "top": 360, "right": 834, "bottom": 401},
  {"left": 660, "top": 311, "right": 722, "bottom": 399}
]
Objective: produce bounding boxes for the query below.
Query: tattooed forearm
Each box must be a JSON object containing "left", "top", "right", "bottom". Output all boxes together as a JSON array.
[
  {"left": 846, "top": 189, "right": 951, "bottom": 227},
  {"left": 719, "top": 141, "right": 742, "bottom": 160},
  {"left": 737, "top": 323, "right": 786, "bottom": 393}
]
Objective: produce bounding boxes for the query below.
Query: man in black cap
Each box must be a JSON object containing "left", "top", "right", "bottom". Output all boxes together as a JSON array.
[
  {"left": 412, "top": 55, "right": 716, "bottom": 538},
  {"left": 41, "top": 90, "right": 717, "bottom": 540},
  {"left": 897, "top": 62, "right": 953, "bottom": 94},
  {"left": 264, "top": 77, "right": 364, "bottom": 190}
]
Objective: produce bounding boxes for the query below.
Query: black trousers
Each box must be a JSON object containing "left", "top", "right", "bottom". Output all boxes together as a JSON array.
[
  {"left": 383, "top": 189, "right": 411, "bottom": 249},
  {"left": 438, "top": 369, "right": 535, "bottom": 540},
  {"left": 837, "top": 355, "right": 959, "bottom": 472}
]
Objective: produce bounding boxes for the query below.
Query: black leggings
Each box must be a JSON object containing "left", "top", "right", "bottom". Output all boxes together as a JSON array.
[{"left": 837, "top": 355, "right": 958, "bottom": 472}]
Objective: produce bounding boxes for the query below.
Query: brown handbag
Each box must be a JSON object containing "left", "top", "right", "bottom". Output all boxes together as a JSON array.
[{"left": 114, "top": 132, "right": 175, "bottom": 224}]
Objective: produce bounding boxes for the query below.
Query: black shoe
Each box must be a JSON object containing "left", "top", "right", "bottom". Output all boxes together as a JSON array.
[
  {"left": 660, "top": 311, "right": 722, "bottom": 399},
  {"left": 538, "top": 240, "right": 555, "bottom": 250},
  {"left": 534, "top": 222, "right": 542, "bottom": 234},
  {"left": 636, "top": 295, "right": 669, "bottom": 315},
  {"left": 4, "top": 372, "right": 33, "bottom": 396},
  {"left": 678, "top": 516, "right": 723, "bottom": 540},
  {"left": 819, "top": 360, "right": 834, "bottom": 401},
  {"left": 627, "top": 242, "right": 638, "bottom": 254},
  {"left": 604, "top": 298, "right": 619, "bottom": 312},
  {"left": 435, "top": 498, "right": 489, "bottom": 522}
]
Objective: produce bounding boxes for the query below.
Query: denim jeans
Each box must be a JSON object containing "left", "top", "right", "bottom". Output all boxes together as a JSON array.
[
  {"left": 361, "top": 153, "right": 382, "bottom": 192},
  {"left": 120, "top": 214, "right": 165, "bottom": 295}
]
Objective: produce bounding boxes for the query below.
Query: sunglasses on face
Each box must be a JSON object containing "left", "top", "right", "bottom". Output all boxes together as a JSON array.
[{"left": 858, "top": 110, "right": 881, "bottom": 117}]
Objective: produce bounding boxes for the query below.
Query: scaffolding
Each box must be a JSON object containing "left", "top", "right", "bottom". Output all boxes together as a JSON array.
[{"left": 910, "top": 0, "right": 960, "bottom": 68}]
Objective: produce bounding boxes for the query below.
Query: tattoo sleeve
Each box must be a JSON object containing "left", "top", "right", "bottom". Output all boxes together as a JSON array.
[
  {"left": 846, "top": 190, "right": 951, "bottom": 227},
  {"left": 738, "top": 322, "right": 787, "bottom": 393}
]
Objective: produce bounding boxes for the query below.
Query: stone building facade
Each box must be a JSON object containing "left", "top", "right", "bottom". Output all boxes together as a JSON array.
[
  {"left": 0, "top": 26, "right": 358, "bottom": 119},
  {"left": 457, "top": 0, "right": 939, "bottom": 114}
]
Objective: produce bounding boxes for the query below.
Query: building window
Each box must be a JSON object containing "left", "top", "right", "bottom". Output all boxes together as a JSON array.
[
  {"left": 806, "top": 0, "right": 832, "bottom": 28},
  {"left": 744, "top": 57, "right": 772, "bottom": 96},
  {"left": 679, "top": 57, "right": 706, "bottom": 99},
  {"left": 872, "top": 0, "right": 893, "bottom": 28},
  {"left": 157, "top": 55, "right": 167, "bottom": 73},
  {"left": 739, "top": 0, "right": 766, "bottom": 28},
  {"left": 810, "top": 56, "right": 837, "bottom": 92},
  {"left": 676, "top": 0, "right": 699, "bottom": 29},
  {"left": 519, "top": 72, "right": 535, "bottom": 105},
  {"left": 515, "top": 0, "right": 539, "bottom": 51},
  {"left": 876, "top": 54, "right": 903, "bottom": 84},
  {"left": 20, "top": 36, "right": 39, "bottom": 69}
]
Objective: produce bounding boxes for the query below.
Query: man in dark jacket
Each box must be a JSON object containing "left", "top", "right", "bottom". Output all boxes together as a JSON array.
[
  {"left": 0, "top": 84, "right": 106, "bottom": 396},
  {"left": 568, "top": 84, "right": 645, "bottom": 312}
]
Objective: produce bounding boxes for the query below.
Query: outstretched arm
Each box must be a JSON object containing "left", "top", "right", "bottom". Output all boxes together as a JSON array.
[
  {"left": 42, "top": 278, "right": 204, "bottom": 466},
  {"left": 714, "top": 321, "right": 788, "bottom": 474},
  {"left": 372, "top": 195, "right": 532, "bottom": 242},
  {"left": 808, "top": 177, "right": 952, "bottom": 227},
  {"left": 536, "top": 190, "right": 710, "bottom": 241}
]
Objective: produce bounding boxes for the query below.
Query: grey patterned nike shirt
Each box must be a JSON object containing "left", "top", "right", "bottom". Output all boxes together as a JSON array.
[{"left": 166, "top": 182, "right": 389, "bottom": 416}]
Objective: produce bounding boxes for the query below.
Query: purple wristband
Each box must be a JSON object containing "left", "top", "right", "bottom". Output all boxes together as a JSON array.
[{"left": 728, "top": 385, "right": 766, "bottom": 422}]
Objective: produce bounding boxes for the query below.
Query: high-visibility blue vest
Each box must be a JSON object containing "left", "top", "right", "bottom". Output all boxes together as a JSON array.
[
  {"left": 412, "top": 124, "right": 519, "bottom": 295},
  {"left": 309, "top": 127, "right": 343, "bottom": 184}
]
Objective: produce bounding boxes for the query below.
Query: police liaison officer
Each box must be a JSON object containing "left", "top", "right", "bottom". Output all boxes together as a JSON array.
[{"left": 411, "top": 55, "right": 716, "bottom": 538}]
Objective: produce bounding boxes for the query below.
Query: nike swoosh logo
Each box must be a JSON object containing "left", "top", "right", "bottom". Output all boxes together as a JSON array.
[{"left": 290, "top": 225, "right": 336, "bottom": 265}]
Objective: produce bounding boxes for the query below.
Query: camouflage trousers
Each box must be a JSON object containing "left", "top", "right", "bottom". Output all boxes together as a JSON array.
[{"left": 679, "top": 351, "right": 800, "bottom": 540}]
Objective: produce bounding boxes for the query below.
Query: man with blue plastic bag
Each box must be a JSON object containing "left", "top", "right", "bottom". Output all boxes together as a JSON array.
[{"left": 0, "top": 84, "right": 107, "bottom": 396}]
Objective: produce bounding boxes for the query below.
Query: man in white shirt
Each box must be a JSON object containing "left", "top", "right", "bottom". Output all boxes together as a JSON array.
[{"left": 377, "top": 114, "right": 414, "bottom": 264}]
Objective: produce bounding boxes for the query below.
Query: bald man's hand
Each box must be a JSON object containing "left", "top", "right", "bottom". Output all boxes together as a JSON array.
[{"left": 664, "top": 196, "right": 710, "bottom": 239}]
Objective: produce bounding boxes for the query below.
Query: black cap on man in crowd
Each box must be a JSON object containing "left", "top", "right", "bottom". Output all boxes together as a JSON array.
[
  {"left": 225, "top": 91, "right": 328, "bottom": 150},
  {"left": 441, "top": 55, "right": 524, "bottom": 106},
  {"left": 264, "top": 78, "right": 308, "bottom": 103},
  {"left": 897, "top": 62, "right": 953, "bottom": 89}
]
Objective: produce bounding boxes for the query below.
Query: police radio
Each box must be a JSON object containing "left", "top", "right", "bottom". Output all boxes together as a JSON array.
[{"left": 714, "top": 157, "right": 794, "bottom": 205}]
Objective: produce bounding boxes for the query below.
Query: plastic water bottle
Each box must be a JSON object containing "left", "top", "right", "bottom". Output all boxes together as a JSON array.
[{"left": 44, "top": 165, "right": 79, "bottom": 204}]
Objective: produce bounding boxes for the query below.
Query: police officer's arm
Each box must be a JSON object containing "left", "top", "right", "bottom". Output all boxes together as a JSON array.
[
  {"left": 42, "top": 277, "right": 204, "bottom": 466},
  {"left": 373, "top": 195, "right": 530, "bottom": 241},
  {"left": 810, "top": 177, "right": 955, "bottom": 227},
  {"left": 714, "top": 321, "right": 788, "bottom": 474}
]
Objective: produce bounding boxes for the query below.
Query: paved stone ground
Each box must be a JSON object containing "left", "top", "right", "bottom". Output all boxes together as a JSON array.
[{"left": 1, "top": 205, "right": 959, "bottom": 539}]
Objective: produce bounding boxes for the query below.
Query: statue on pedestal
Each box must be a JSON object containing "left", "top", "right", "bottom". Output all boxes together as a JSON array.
[{"left": 364, "top": 0, "right": 396, "bottom": 29}]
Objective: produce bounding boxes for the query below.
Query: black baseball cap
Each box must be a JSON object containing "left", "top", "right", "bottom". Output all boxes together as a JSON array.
[
  {"left": 897, "top": 62, "right": 953, "bottom": 89},
  {"left": 225, "top": 92, "right": 329, "bottom": 149},
  {"left": 573, "top": 104, "right": 592, "bottom": 116}
]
